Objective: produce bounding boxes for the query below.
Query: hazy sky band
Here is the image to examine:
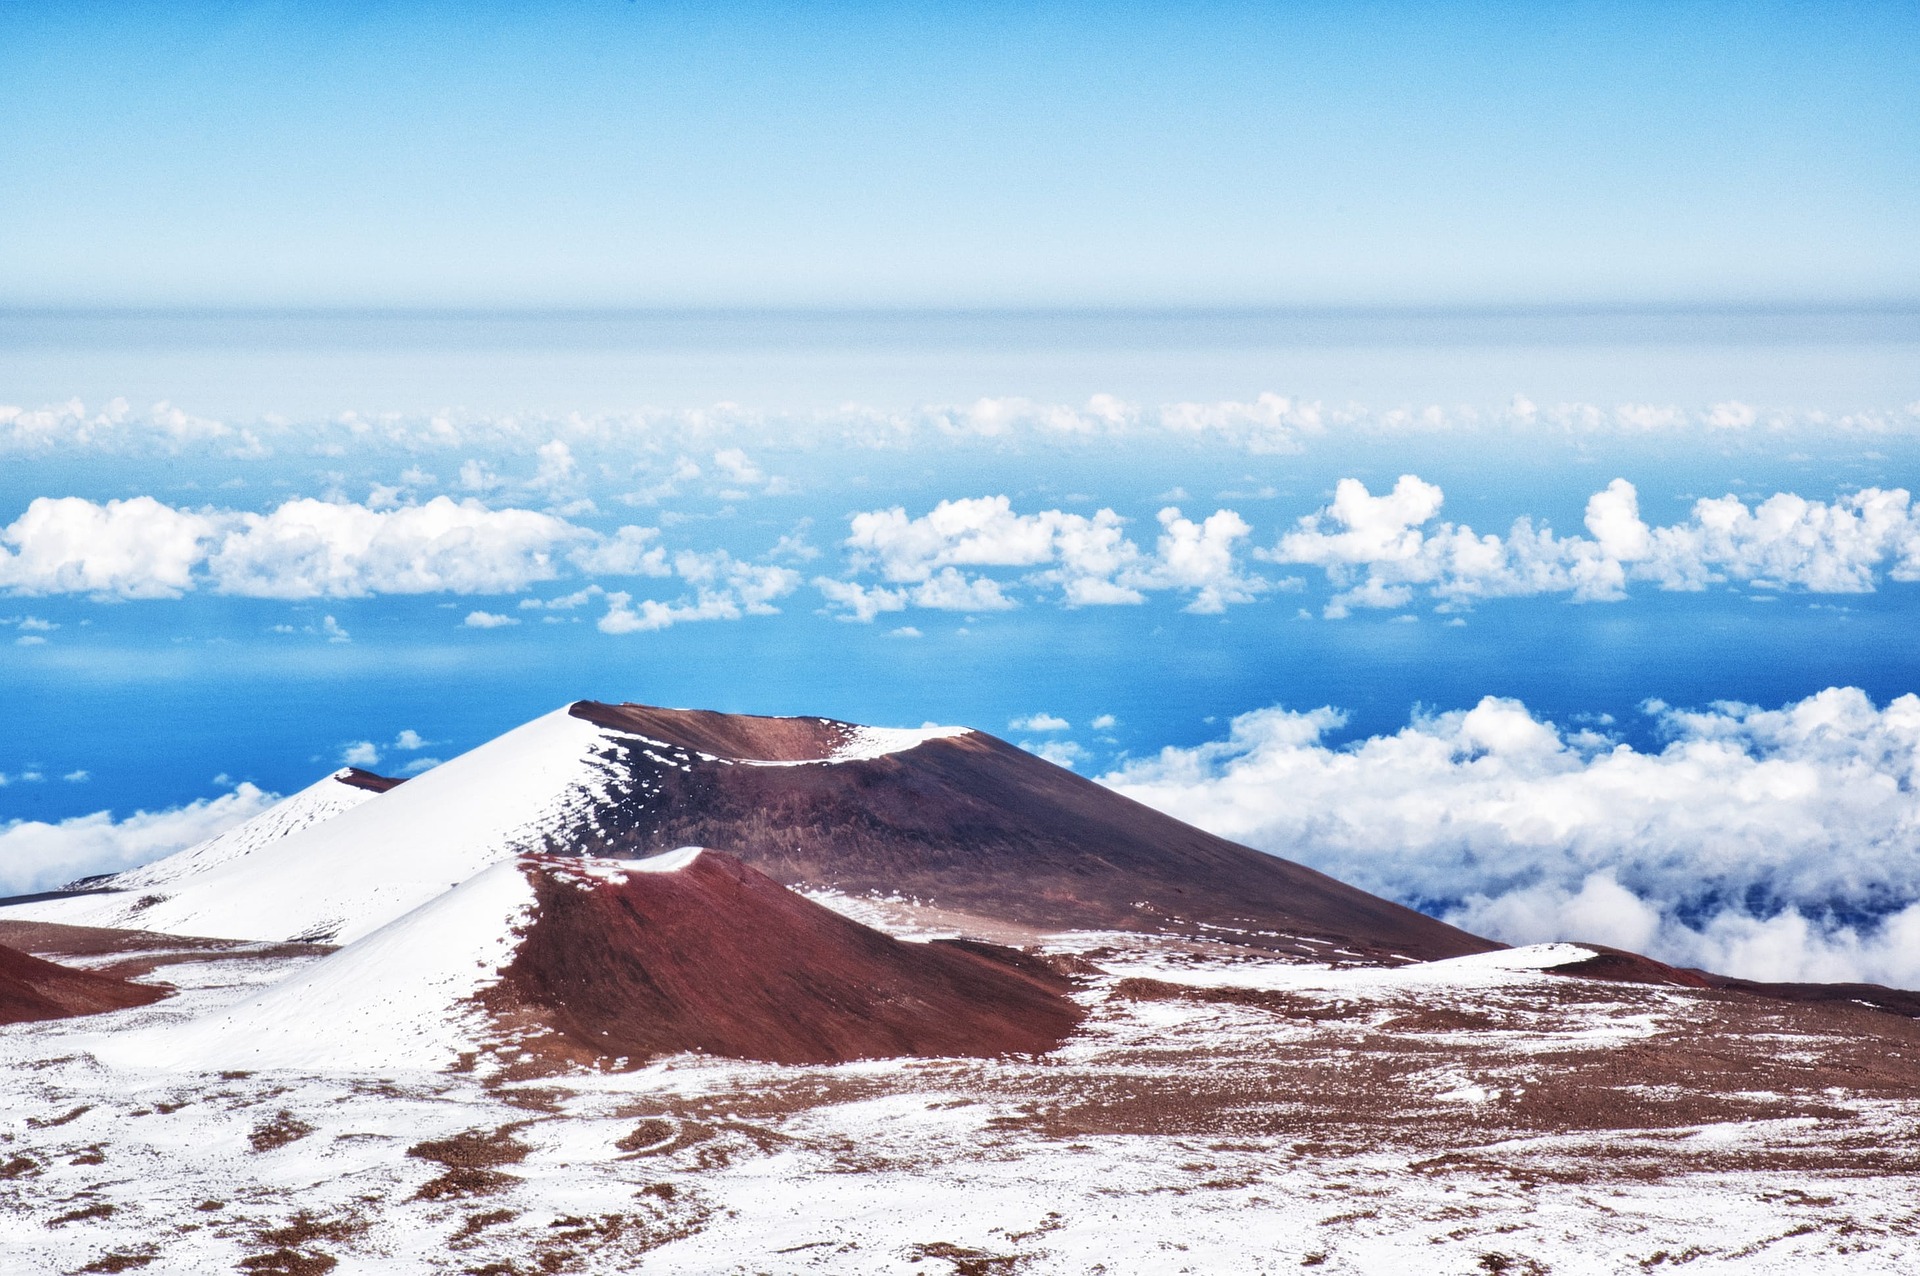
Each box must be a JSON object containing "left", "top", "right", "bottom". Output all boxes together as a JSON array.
[{"left": 4, "top": 2, "right": 1916, "bottom": 308}]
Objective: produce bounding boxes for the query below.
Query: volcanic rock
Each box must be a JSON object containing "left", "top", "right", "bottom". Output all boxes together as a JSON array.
[
  {"left": 0, "top": 942, "right": 168, "bottom": 1025},
  {"left": 490, "top": 847, "right": 1084, "bottom": 1066},
  {"left": 565, "top": 701, "right": 1494, "bottom": 961}
]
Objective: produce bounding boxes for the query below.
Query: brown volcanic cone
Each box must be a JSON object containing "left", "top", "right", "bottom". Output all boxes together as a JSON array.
[
  {"left": 0, "top": 942, "right": 169, "bottom": 1025},
  {"left": 565, "top": 701, "right": 1495, "bottom": 962},
  {"left": 489, "top": 849, "right": 1085, "bottom": 1066}
]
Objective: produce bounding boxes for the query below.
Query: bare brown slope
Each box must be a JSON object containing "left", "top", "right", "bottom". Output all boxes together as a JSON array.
[
  {"left": 572, "top": 702, "right": 857, "bottom": 762},
  {"left": 0, "top": 942, "right": 169, "bottom": 1025},
  {"left": 564, "top": 701, "right": 1496, "bottom": 962},
  {"left": 336, "top": 767, "right": 406, "bottom": 794},
  {"left": 489, "top": 850, "right": 1085, "bottom": 1066}
]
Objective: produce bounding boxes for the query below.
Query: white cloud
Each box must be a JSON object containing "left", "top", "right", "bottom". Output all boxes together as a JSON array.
[
  {"left": 0, "top": 786, "right": 282, "bottom": 895},
  {"left": 1010, "top": 712, "right": 1070, "bottom": 732},
  {"left": 207, "top": 496, "right": 578, "bottom": 598},
  {"left": 533, "top": 439, "right": 577, "bottom": 490},
  {"left": 1102, "top": 686, "right": 1920, "bottom": 987},
  {"left": 711, "top": 447, "right": 764, "bottom": 486},
  {"left": 0, "top": 496, "right": 216, "bottom": 598},
  {"left": 885, "top": 626, "right": 922, "bottom": 638},
  {"left": 597, "top": 551, "right": 801, "bottom": 634},
  {"left": 340, "top": 741, "right": 380, "bottom": 767},
  {"left": 1090, "top": 713, "right": 1117, "bottom": 730},
  {"left": 1266, "top": 476, "right": 1920, "bottom": 616},
  {"left": 909, "top": 567, "right": 1017, "bottom": 612},
  {"left": 319, "top": 615, "right": 350, "bottom": 644},
  {"left": 1131, "top": 507, "right": 1267, "bottom": 613},
  {"left": 1156, "top": 392, "right": 1324, "bottom": 454},
  {"left": 393, "top": 729, "right": 429, "bottom": 751},
  {"left": 463, "top": 610, "right": 520, "bottom": 628},
  {"left": 568, "top": 525, "right": 670, "bottom": 577},
  {"left": 1023, "top": 739, "right": 1088, "bottom": 770},
  {"left": 829, "top": 496, "right": 1265, "bottom": 616},
  {"left": 0, "top": 495, "right": 688, "bottom": 602},
  {"left": 813, "top": 577, "right": 907, "bottom": 623}
]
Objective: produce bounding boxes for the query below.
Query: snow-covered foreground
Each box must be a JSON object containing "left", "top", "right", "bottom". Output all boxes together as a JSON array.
[{"left": 3, "top": 923, "right": 1916, "bottom": 1274}]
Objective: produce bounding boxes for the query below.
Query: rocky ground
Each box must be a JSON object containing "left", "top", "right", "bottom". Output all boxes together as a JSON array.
[{"left": 1, "top": 907, "right": 1916, "bottom": 1275}]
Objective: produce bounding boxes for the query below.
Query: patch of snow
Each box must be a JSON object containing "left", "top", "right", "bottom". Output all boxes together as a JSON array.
[
  {"left": 4, "top": 705, "right": 616, "bottom": 944},
  {"left": 103, "top": 859, "right": 535, "bottom": 1072},
  {"left": 109, "top": 770, "right": 379, "bottom": 891},
  {"left": 826, "top": 724, "right": 971, "bottom": 762},
  {"left": 630, "top": 845, "right": 705, "bottom": 873},
  {"left": 1426, "top": 942, "right": 1599, "bottom": 973}
]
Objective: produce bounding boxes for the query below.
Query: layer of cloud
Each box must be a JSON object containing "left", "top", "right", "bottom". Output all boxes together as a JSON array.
[
  {"left": 825, "top": 496, "right": 1271, "bottom": 617},
  {"left": 0, "top": 784, "right": 279, "bottom": 896},
  {"left": 0, "top": 495, "right": 661, "bottom": 601},
  {"left": 1101, "top": 687, "right": 1920, "bottom": 987},
  {"left": 1267, "top": 476, "right": 1920, "bottom": 616},
  {"left": 10, "top": 395, "right": 1917, "bottom": 460}
]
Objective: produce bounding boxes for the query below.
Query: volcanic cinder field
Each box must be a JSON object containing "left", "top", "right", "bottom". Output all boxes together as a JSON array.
[{"left": 1, "top": 703, "right": 1917, "bottom": 1274}]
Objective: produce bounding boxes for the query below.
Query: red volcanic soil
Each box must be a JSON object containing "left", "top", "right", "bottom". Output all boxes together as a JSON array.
[
  {"left": 0, "top": 942, "right": 168, "bottom": 1026},
  {"left": 488, "top": 850, "right": 1086, "bottom": 1066},
  {"left": 1547, "top": 945, "right": 1920, "bottom": 1018},
  {"left": 563, "top": 701, "right": 1496, "bottom": 962},
  {"left": 573, "top": 702, "right": 860, "bottom": 763},
  {"left": 336, "top": 767, "right": 406, "bottom": 794}
]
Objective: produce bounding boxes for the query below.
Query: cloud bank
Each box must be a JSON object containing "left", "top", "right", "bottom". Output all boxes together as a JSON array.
[
  {"left": 1101, "top": 687, "right": 1920, "bottom": 988},
  {"left": 6, "top": 394, "right": 1918, "bottom": 459},
  {"left": 7, "top": 480, "right": 1920, "bottom": 632},
  {"left": 822, "top": 496, "right": 1271, "bottom": 617},
  {"left": 1268, "top": 476, "right": 1920, "bottom": 616}
]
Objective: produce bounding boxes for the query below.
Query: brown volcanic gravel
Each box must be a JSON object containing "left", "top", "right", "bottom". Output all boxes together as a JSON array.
[
  {"left": 0, "top": 941, "right": 169, "bottom": 1025},
  {"left": 562, "top": 700, "right": 1496, "bottom": 963},
  {"left": 484, "top": 849, "right": 1086, "bottom": 1066}
]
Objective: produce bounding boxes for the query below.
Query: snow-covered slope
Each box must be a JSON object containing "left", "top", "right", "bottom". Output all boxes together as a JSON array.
[
  {"left": 111, "top": 769, "right": 381, "bottom": 890},
  {"left": 0, "top": 707, "right": 616, "bottom": 944},
  {"left": 0, "top": 702, "right": 976, "bottom": 948},
  {"left": 109, "top": 843, "right": 1083, "bottom": 1073},
  {"left": 108, "top": 859, "right": 536, "bottom": 1071}
]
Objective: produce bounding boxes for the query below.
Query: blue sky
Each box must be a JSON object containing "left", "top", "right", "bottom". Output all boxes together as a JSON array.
[
  {"left": 4, "top": 2, "right": 1917, "bottom": 307},
  {"left": 4, "top": 4, "right": 1920, "bottom": 987}
]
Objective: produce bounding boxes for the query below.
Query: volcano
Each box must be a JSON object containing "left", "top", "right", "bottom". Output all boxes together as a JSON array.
[
  {"left": 133, "top": 847, "right": 1082, "bottom": 1071},
  {"left": 565, "top": 701, "right": 1496, "bottom": 961},
  {"left": 1, "top": 701, "right": 1493, "bottom": 962}
]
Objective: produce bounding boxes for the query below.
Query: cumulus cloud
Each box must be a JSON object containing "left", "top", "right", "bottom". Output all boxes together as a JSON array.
[
  {"left": 1010, "top": 712, "right": 1070, "bottom": 732},
  {"left": 1101, "top": 687, "right": 1920, "bottom": 988},
  {"left": 340, "top": 741, "right": 381, "bottom": 767},
  {"left": 205, "top": 497, "right": 578, "bottom": 598},
  {"left": 463, "top": 610, "right": 519, "bottom": 628},
  {"left": 814, "top": 578, "right": 907, "bottom": 623},
  {"left": 826, "top": 496, "right": 1267, "bottom": 617},
  {"left": 0, "top": 784, "right": 279, "bottom": 896},
  {"left": 0, "top": 496, "right": 216, "bottom": 598},
  {"left": 1267, "top": 476, "right": 1920, "bottom": 617},
  {"left": 1022, "top": 739, "right": 1089, "bottom": 770},
  {"left": 597, "top": 551, "right": 801, "bottom": 634},
  {"left": 0, "top": 494, "right": 682, "bottom": 603}
]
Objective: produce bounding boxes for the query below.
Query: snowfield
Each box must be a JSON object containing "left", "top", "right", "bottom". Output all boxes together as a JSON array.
[
  {"left": 0, "top": 706, "right": 617, "bottom": 945},
  {"left": 1, "top": 916, "right": 1915, "bottom": 1274}
]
